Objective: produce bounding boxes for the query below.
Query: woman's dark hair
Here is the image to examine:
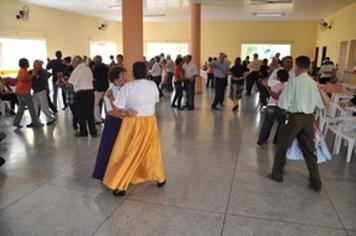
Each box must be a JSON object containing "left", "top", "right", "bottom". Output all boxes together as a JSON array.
[
  {"left": 208, "top": 57, "right": 212, "bottom": 62},
  {"left": 234, "top": 57, "right": 241, "bottom": 66},
  {"left": 133, "top": 61, "right": 147, "bottom": 79},
  {"left": 262, "top": 58, "right": 268, "bottom": 64},
  {"left": 295, "top": 56, "right": 310, "bottom": 69},
  {"left": 109, "top": 66, "right": 126, "bottom": 82},
  {"left": 277, "top": 69, "right": 289, "bottom": 82},
  {"left": 175, "top": 57, "right": 183, "bottom": 65},
  {"left": 19, "top": 58, "right": 29, "bottom": 68}
]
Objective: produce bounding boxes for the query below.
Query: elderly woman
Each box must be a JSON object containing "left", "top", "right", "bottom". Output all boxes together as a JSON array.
[
  {"left": 11, "top": 58, "right": 43, "bottom": 128},
  {"left": 92, "top": 66, "right": 127, "bottom": 181},
  {"left": 103, "top": 62, "right": 166, "bottom": 196}
]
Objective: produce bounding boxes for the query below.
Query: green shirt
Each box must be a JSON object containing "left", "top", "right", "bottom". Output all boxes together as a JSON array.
[
  {"left": 166, "top": 59, "right": 174, "bottom": 73},
  {"left": 278, "top": 72, "right": 324, "bottom": 114}
]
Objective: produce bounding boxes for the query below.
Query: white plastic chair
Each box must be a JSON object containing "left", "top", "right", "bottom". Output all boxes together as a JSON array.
[
  {"left": 326, "top": 116, "right": 356, "bottom": 162},
  {"left": 320, "top": 103, "right": 349, "bottom": 136}
]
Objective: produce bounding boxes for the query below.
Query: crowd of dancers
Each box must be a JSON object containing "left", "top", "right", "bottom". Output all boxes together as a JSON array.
[{"left": 1, "top": 48, "right": 349, "bottom": 193}]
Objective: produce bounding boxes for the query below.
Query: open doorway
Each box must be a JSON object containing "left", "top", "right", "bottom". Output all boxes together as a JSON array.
[
  {"left": 337, "top": 41, "right": 348, "bottom": 81},
  {"left": 146, "top": 42, "right": 189, "bottom": 60},
  {"left": 241, "top": 43, "right": 291, "bottom": 62},
  {"left": 90, "top": 41, "right": 118, "bottom": 64}
]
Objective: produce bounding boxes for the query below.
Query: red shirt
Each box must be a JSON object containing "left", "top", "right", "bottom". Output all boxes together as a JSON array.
[
  {"left": 15, "top": 68, "right": 32, "bottom": 94},
  {"left": 175, "top": 65, "right": 184, "bottom": 81}
]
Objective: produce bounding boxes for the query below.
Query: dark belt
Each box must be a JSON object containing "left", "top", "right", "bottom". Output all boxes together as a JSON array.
[{"left": 76, "top": 89, "right": 93, "bottom": 93}]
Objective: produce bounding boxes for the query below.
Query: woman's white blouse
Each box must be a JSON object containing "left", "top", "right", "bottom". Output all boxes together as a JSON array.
[
  {"left": 104, "top": 83, "right": 121, "bottom": 112},
  {"left": 113, "top": 79, "right": 159, "bottom": 116}
]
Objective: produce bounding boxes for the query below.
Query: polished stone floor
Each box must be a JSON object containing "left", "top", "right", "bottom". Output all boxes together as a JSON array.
[{"left": 0, "top": 88, "right": 355, "bottom": 236}]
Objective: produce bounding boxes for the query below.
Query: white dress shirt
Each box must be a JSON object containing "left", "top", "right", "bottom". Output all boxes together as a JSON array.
[
  {"left": 268, "top": 68, "right": 295, "bottom": 87},
  {"left": 151, "top": 62, "right": 162, "bottom": 77},
  {"left": 68, "top": 63, "right": 94, "bottom": 92},
  {"left": 319, "top": 64, "right": 335, "bottom": 78},
  {"left": 183, "top": 62, "right": 198, "bottom": 79},
  {"left": 113, "top": 79, "right": 159, "bottom": 116},
  {"left": 104, "top": 83, "right": 121, "bottom": 112}
]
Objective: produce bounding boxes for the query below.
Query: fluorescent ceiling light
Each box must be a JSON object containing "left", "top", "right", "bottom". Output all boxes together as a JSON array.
[
  {"left": 253, "top": 12, "right": 285, "bottom": 17},
  {"left": 107, "top": 4, "right": 122, "bottom": 9}
]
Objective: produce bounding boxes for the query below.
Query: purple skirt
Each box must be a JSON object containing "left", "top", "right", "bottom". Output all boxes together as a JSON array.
[{"left": 92, "top": 115, "right": 122, "bottom": 180}]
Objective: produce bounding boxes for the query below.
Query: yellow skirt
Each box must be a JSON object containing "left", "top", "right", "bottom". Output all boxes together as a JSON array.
[{"left": 103, "top": 115, "right": 166, "bottom": 191}]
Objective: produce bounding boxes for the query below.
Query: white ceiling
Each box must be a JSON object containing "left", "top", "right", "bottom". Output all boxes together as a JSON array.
[{"left": 24, "top": 0, "right": 356, "bottom": 22}]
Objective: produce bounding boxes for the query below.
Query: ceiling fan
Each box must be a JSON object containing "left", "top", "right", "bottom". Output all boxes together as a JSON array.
[
  {"left": 319, "top": 19, "right": 332, "bottom": 31},
  {"left": 16, "top": 4, "right": 30, "bottom": 22}
]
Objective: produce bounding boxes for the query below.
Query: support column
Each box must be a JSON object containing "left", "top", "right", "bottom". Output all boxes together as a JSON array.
[
  {"left": 191, "top": 3, "right": 202, "bottom": 93},
  {"left": 122, "top": 0, "right": 143, "bottom": 79}
]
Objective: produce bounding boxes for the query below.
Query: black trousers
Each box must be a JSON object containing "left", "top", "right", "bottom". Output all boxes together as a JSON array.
[
  {"left": 212, "top": 77, "right": 227, "bottom": 107},
  {"left": 206, "top": 73, "right": 214, "bottom": 88},
  {"left": 272, "top": 113, "right": 321, "bottom": 187},
  {"left": 69, "top": 104, "right": 78, "bottom": 131},
  {"left": 257, "top": 106, "right": 284, "bottom": 145},
  {"left": 184, "top": 80, "right": 195, "bottom": 109},
  {"left": 152, "top": 76, "right": 163, "bottom": 97},
  {"left": 319, "top": 77, "right": 331, "bottom": 84},
  {"left": 246, "top": 71, "right": 260, "bottom": 94},
  {"left": 75, "top": 90, "right": 96, "bottom": 136},
  {"left": 46, "top": 90, "right": 57, "bottom": 113},
  {"left": 172, "top": 81, "right": 183, "bottom": 107},
  {"left": 258, "top": 81, "right": 269, "bottom": 106}
]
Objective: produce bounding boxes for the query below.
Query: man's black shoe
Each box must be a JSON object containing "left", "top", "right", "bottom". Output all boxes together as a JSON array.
[
  {"left": 0, "top": 157, "right": 5, "bottom": 167},
  {"left": 268, "top": 173, "right": 283, "bottom": 183}
]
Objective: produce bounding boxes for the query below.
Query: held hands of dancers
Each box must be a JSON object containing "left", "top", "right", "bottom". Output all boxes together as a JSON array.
[{"left": 111, "top": 107, "right": 138, "bottom": 119}]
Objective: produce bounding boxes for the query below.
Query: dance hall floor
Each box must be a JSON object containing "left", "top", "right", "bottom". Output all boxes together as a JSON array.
[{"left": 0, "top": 89, "right": 355, "bottom": 236}]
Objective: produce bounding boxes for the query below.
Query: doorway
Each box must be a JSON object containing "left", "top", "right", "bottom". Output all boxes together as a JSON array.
[
  {"left": 347, "top": 39, "right": 356, "bottom": 69},
  {"left": 241, "top": 43, "right": 291, "bottom": 62},
  {"left": 337, "top": 41, "right": 348, "bottom": 81}
]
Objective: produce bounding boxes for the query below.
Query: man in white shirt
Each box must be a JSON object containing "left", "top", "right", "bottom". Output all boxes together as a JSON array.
[
  {"left": 165, "top": 55, "right": 174, "bottom": 92},
  {"left": 67, "top": 56, "right": 96, "bottom": 137},
  {"left": 150, "top": 56, "right": 163, "bottom": 97},
  {"left": 183, "top": 55, "right": 198, "bottom": 110},
  {"left": 268, "top": 56, "right": 295, "bottom": 87},
  {"left": 318, "top": 61, "right": 335, "bottom": 84}
]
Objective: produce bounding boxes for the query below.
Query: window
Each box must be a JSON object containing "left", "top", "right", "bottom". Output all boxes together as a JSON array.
[
  {"left": 90, "top": 41, "right": 118, "bottom": 64},
  {"left": 146, "top": 42, "right": 188, "bottom": 60},
  {"left": 0, "top": 37, "right": 47, "bottom": 76},
  {"left": 241, "top": 43, "right": 291, "bottom": 62}
]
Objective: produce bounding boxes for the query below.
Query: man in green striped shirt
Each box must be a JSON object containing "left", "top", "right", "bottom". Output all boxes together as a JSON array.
[{"left": 270, "top": 56, "right": 324, "bottom": 192}]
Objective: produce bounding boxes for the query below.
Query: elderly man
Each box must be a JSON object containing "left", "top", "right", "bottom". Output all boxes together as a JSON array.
[
  {"left": 31, "top": 60, "right": 56, "bottom": 125},
  {"left": 92, "top": 55, "right": 109, "bottom": 124},
  {"left": 270, "top": 56, "right": 324, "bottom": 192},
  {"left": 165, "top": 55, "right": 174, "bottom": 92},
  {"left": 183, "top": 55, "right": 198, "bottom": 110},
  {"left": 211, "top": 52, "right": 230, "bottom": 110},
  {"left": 67, "top": 56, "right": 96, "bottom": 137},
  {"left": 268, "top": 56, "right": 295, "bottom": 87}
]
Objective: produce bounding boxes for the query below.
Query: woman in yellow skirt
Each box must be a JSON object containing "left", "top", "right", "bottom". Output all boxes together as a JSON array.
[{"left": 103, "top": 61, "right": 166, "bottom": 196}]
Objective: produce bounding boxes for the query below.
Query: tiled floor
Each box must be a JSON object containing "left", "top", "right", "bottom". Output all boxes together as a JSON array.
[{"left": 0, "top": 88, "right": 355, "bottom": 236}]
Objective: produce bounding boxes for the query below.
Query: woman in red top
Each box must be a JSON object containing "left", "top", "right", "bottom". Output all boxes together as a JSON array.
[
  {"left": 171, "top": 57, "right": 184, "bottom": 110},
  {"left": 12, "top": 58, "right": 43, "bottom": 128}
]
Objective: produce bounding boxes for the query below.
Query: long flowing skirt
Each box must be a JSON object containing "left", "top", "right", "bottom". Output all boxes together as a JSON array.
[
  {"left": 103, "top": 116, "right": 166, "bottom": 191},
  {"left": 287, "top": 121, "right": 332, "bottom": 164},
  {"left": 92, "top": 115, "right": 122, "bottom": 180}
]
